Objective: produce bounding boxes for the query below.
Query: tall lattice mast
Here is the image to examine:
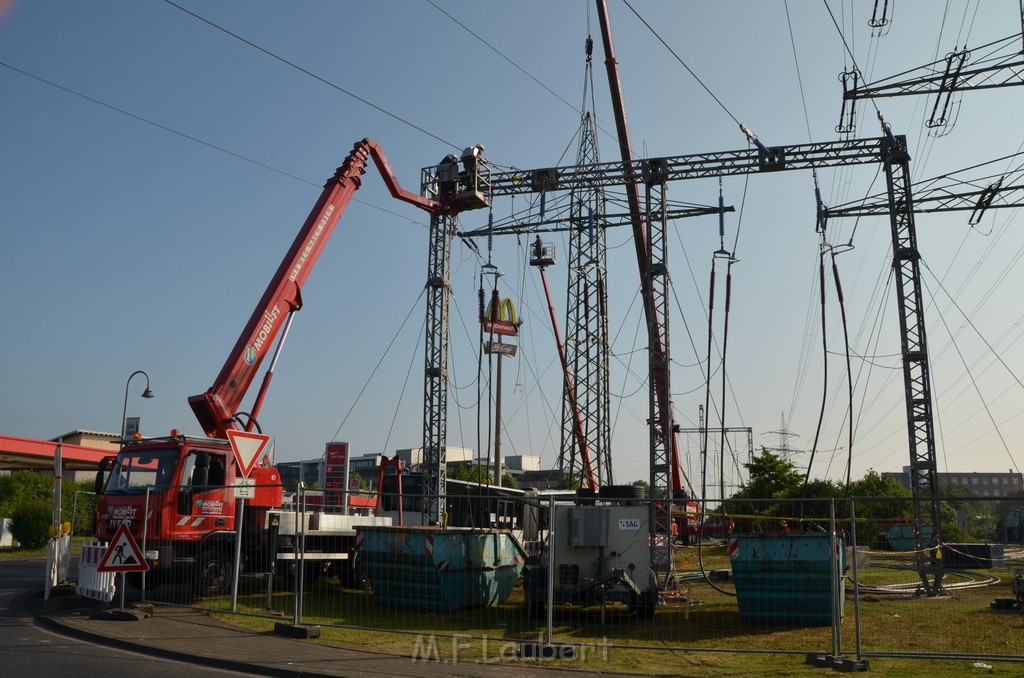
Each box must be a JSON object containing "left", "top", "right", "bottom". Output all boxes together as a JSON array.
[{"left": 559, "top": 37, "right": 613, "bottom": 488}]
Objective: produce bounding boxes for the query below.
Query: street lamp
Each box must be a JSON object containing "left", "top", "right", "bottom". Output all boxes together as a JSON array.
[{"left": 121, "top": 370, "right": 154, "bottom": 443}]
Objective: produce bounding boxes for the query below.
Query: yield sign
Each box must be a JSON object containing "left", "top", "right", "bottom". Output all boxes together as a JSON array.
[
  {"left": 227, "top": 429, "right": 271, "bottom": 478},
  {"left": 97, "top": 523, "right": 148, "bottom": 573}
]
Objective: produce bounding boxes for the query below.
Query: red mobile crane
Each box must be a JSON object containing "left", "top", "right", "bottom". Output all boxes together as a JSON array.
[
  {"left": 94, "top": 139, "right": 446, "bottom": 594},
  {"left": 188, "top": 140, "right": 440, "bottom": 439}
]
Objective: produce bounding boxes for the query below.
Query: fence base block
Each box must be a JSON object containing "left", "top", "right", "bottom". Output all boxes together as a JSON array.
[
  {"left": 89, "top": 608, "right": 149, "bottom": 621},
  {"left": 805, "top": 653, "right": 870, "bottom": 672},
  {"left": 274, "top": 622, "right": 321, "bottom": 639}
]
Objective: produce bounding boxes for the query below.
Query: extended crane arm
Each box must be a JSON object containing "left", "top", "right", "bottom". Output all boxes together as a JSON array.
[{"left": 189, "top": 138, "right": 440, "bottom": 439}]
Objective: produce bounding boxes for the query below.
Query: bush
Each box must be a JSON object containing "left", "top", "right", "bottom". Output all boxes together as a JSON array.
[
  {"left": 0, "top": 472, "right": 97, "bottom": 537},
  {"left": 10, "top": 501, "right": 53, "bottom": 549},
  {"left": 0, "top": 470, "right": 52, "bottom": 517}
]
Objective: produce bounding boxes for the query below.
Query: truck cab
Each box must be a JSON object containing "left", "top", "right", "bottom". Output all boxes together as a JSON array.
[{"left": 95, "top": 434, "right": 282, "bottom": 592}]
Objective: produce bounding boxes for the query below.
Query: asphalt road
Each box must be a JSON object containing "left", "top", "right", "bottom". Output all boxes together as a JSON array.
[{"left": 1, "top": 557, "right": 250, "bottom": 677}]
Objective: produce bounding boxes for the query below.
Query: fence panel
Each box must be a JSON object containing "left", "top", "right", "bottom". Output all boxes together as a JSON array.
[
  {"left": 851, "top": 495, "right": 1024, "bottom": 661},
  {"left": 82, "top": 481, "right": 1024, "bottom": 670},
  {"left": 296, "top": 492, "right": 849, "bottom": 662}
]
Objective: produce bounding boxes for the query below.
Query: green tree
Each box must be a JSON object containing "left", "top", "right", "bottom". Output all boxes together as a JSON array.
[
  {"left": 846, "top": 469, "right": 911, "bottom": 546},
  {"left": 557, "top": 474, "right": 582, "bottom": 491},
  {"left": 449, "top": 464, "right": 492, "bottom": 485},
  {"left": 847, "top": 469, "right": 910, "bottom": 499},
  {"left": 732, "top": 449, "right": 803, "bottom": 502},
  {"left": 729, "top": 449, "right": 803, "bottom": 530}
]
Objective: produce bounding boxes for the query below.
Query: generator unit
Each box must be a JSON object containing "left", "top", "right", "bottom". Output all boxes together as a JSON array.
[{"left": 523, "top": 499, "right": 658, "bottom": 618}]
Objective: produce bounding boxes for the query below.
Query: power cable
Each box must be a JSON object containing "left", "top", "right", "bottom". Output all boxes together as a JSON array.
[
  {"left": 329, "top": 288, "right": 426, "bottom": 442},
  {"left": 162, "top": 0, "right": 460, "bottom": 150},
  {"left": 784, "top": 0, "right": 815, "bottom": 142},
  {"left": 829, "top": 250, "right": 855, "bottom": 490},
  {"left": 923, "top": 276, "right": 1021, "bottom": 476},
  {"left": 620, "top": 0, "right": 742, "bottom": 128},
  {"left": 799, "top": 248, "right": 829, "bottom": 500},
  {"left": 425, "top": 0, "right": 577, "bottom": 114},
  {"left": 922, "top": 261, "right": 1024, "bottom": 403},
  {"left": 822, "top": 0, "right": 882, "bottom": 118},
  {"left": 0, "top": 61, "right": 313, "bottom": 187},
  {"left": 0, "top": 60, "right": 430, "bottom": 228}
]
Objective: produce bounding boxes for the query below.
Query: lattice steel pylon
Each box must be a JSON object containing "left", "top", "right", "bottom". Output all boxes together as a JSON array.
[
  {"left": 419, "top": 210, "right": 456, "bottom": 525},
  {"left": 487, "top": 129, "right": 942, "bottom": 592},
  {"left": 559, "top": 102, "right": 614, "bottom": 488},
  {"left": 883, "top": 133, "right": 945, "bottom": 596},
  {"left": 418, "top": 161, "right": 492, "bottom": 525}
]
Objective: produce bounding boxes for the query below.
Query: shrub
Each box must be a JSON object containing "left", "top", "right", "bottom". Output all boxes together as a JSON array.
[
  {"left": 0, "top": 470, "right": 52, "bottom": 517},
  {"left": 10, "top": 500, "right": 53, "bottom": 549}
]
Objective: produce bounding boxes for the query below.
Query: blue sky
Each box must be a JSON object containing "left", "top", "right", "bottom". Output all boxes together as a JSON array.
[{"left": 2, "top": 1, "right": 1022, "bottom": 492}]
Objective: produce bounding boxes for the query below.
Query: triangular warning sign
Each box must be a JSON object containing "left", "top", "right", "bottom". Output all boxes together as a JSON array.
[
  {"left": 227, "top": 429, "right": 271, "bottom": 478},
  {"left": 97, "top": 524, "right": 149, "bottom": 573}
]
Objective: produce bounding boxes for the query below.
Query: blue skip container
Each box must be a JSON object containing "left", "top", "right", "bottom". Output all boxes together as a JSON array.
[
  {"left": 355, "top": 526, "right": 526, "bottom": 611},
  {"left": 731, "top": 533, "right": 845, "bottom": 625}
]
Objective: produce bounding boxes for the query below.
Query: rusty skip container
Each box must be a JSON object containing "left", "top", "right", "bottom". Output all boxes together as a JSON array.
[{"left": 355, "top": 526, "right": 526, "bottom": 611}]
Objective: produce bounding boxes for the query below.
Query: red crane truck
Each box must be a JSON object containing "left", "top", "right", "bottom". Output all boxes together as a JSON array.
[{"left": 93, "top": 139, "right": 450, "bottom": 594}]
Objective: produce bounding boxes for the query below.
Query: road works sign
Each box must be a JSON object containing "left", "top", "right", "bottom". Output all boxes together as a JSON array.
[
  {"left": 96, "top": 523, "right": 148, "bottom": 573},
  {"left": 227, "top": 429, "right": 271, "bottom": 478}
]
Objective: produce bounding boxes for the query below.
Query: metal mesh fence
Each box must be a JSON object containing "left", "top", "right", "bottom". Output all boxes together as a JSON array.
[{"left": 93, "top": 485, "right": 1024, "bottom": 668}]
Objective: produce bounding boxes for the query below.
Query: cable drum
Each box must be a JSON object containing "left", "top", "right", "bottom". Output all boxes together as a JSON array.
[{"left": 599, "top": 484, "right": 647, "bottom": 501}]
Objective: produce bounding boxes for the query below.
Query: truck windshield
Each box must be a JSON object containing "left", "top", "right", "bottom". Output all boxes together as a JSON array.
[{"left": 104, "top": 448, "right": 179, "bottom": 494}]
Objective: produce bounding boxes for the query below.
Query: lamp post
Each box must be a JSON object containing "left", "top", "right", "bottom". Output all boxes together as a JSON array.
[{"left": 121, "top": 370, "right": 154, "bottom": 444}]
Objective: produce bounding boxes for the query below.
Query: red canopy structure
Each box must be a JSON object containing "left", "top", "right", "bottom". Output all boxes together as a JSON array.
[{"left": 0, "top": 434, "right": 111, "bottom": 471}]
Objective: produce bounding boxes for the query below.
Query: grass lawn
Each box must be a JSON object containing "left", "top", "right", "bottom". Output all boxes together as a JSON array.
[{"left": 199, "top": 543, "right": 1024, "bottom": 677}]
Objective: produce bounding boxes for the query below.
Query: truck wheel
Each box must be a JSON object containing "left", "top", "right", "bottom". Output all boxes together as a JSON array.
[
  {"left": 278, "top": 561, "right": 322, "bottom": 588},
  {"left": 631, "top": 587, "right": 658, "bottom": 619},
  {"left": 194, "top": 549, "right": 232, "bottom": 597},
  {"left": 338, "top": 551, "right": 361, "bottom": 589},
  {"left": 523, "top": 563, "right": 548, "bottom": 620},
  {"left": 629, "top": 569, "right": 659, "bottom": 619}
]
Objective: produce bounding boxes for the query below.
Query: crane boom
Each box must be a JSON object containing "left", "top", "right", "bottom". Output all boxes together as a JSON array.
[
  {"left": 189, "top": 138, "right": 440, "bottom": 439},
  {"left": 595, "top": 0, "right": 687, "bottom": 500}
]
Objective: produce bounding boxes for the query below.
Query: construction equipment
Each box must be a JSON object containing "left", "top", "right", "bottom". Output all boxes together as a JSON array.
[
  {"left": 523, "top": 491, "right": 660, "bottom": 619},
  {"left": 92, "top": 139, "right": 483, "bottom": 593}
]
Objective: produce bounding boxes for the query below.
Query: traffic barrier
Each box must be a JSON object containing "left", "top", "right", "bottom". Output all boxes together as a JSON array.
[{"left": 76, "top": 542, "right": 115, "bottom": 603}]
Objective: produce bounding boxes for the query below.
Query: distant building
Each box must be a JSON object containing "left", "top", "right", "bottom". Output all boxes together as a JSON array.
[
  {"left": 50, "top": 430, "right": 120, "bottom": 452},
  {"left": 276, "top": 459, "right": 324, "bottom": 489},
  {"left": 282, "top": 446, "right": 480, "bottom": 491},
  {"left": 883, "top": 467, "right": 1024, "bottom": 498},
  {"left": 393, "top": 447, "right": 474, "bottom": 467},
  {"left": 49, "top": 430, "right": 121, "bottom": 481},
  {"left": 281, "top": 446, "right": 569, "bottom": 493},
  {"left": 505, "top": 455, "right": 541, "bottom": 472}
]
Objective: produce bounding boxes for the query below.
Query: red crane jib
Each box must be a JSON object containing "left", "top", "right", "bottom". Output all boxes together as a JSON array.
[{"left": 189, "top": 139, "right": 440, "bottom": 439}]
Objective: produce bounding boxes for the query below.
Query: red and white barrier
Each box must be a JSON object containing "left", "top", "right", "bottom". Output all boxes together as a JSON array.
[{"left": 76, "top": 542, "right": 115, "bottom": 603}]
